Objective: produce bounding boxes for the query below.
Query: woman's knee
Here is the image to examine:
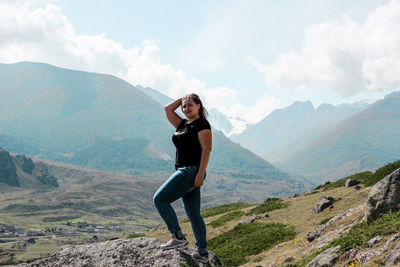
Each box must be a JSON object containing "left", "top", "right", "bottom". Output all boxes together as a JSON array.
[{"left": 153, "top": 192, "right": 162, "bottom": 206}]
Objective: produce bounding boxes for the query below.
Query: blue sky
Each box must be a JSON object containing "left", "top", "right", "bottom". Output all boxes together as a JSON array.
[{"left": 1, "top": 0, "right": 399, "bottom": 130}]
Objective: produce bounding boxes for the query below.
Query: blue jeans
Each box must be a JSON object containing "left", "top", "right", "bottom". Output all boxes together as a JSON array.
[{"left": 153, "top": 166, "right": 207, "bottom": 251}]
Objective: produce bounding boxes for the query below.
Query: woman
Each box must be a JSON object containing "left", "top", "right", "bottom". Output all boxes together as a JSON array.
[{"left": 153, "top": 93, "right": 212, "bottom": 263}]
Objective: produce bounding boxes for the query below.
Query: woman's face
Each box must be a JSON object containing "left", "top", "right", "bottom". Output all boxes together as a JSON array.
[{"left": 181, "top": 98, "right": 200, "bottom": 119}]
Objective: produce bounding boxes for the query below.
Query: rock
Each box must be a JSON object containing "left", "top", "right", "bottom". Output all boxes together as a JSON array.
[
  {"left": 365, "top": 168, "right": 400, "bottom": 223},
  {"left": 15, "top": 154, "right": 35, "bottom": 174},
  {"left": 306, "top": 225, "right": 325, "bottom": 242},
  {"left": 238, "top": 214, "right": 257, "bottom": 225},
  {"left": 367, "top": 236, "right": 382, "bottom": 247},
  {"left": 13, "top": 237, "right": 222, "bottom": 266},
  {"left": 284, "top": 256, "right": 295, "bottom": 263},
  {"left": 353, "top": 185, "right": 361, "bottom": 191},
  {"left": 312, "top": 197, "right": 333, "bottom": 214},
  {"left": 26, "top": 238, "right": 36, "bottom": 244},
  {"left": 345, "top": 179, "right": 360, "bottom": 187},
  {"left": 0, "top": 148, "right": 19, "bottom": 186},
  {"left": 342, "top": 248, "right": 358, "bottom": 261},
  {"left": 306, "top": 245, "right": 341, "bottom": 267},
  {"left": 386, "top": 241, "right": 400, "bottom": 266},
  {"left": 263, "top": 212, "right": 269, "bottom": 218}
]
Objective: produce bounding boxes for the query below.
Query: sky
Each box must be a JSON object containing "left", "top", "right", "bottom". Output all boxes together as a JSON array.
[{"left": 1, "top": 0, "right": 399, "bottom": 131}]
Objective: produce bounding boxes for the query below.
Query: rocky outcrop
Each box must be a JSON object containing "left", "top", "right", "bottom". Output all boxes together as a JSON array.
[
  {"left": 386, "top": 241, "right": 400, "bottom": 266},
  {"left": 306, "top": 226, "right": 324, "bottom": 242},
  {"left": 14, "top": 154, "right": 35, "bottom": 174},
  {"left": 306, "top": 245, "right": 341, "bottom": 267},
  {"left": 312, "top": 197, "right": 333, "bottom": 214},
  {"left": 367, "top": 236, "right": 382, "bottom": 247},
  {"left": 345, "top": 179, "right": 360, "bottom": 187},
  {"left": 238, "top": 214, "right": 257, "bottom": 225},
  {"left": 14, "top": 237, "right": 221, "bottom": 266},
  {"left": 0, "top": 148, "right": 19, "bottom": 186},
  {"left": 341, "top": 233, "right": 400, "bottom": 264},
  {"left": 365, "top": 168, "right": 400, "bottom": 223},
  {"left": 353, "top": 185, "right": 361, "bottom": 191}
]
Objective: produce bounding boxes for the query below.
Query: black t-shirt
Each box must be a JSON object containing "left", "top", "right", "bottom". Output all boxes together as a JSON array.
[{"left": 172, "top": 118, "right": 211, "bottom": 170}]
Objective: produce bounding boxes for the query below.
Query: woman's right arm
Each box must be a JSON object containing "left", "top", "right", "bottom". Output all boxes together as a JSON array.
[{"left": 164, "top": 97, "right": 183, "bottom": 129}]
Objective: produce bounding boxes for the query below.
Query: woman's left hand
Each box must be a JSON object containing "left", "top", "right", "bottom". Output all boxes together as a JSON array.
[{"left": 194, "top": 173, "right": 205, "bottom": 187}]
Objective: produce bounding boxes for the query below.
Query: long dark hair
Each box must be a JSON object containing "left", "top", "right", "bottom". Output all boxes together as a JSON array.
[{"left": 182, "top": 93, "right": 208, "bottom": 119}]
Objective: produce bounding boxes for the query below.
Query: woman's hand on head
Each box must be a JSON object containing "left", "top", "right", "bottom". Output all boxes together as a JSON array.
[{"left": 194, "top": 173, "right": 205, "bottom": 187}]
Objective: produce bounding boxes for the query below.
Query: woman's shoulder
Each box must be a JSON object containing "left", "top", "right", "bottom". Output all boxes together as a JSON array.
[{"left": 195, "top": 118, "right": 211, "bottom": 130}]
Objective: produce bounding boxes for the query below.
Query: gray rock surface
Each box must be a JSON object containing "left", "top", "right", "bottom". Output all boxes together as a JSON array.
[
  {"left": 312, "top": 197, "right": 333, "bottom": 214},
  {"left": 12, "top": 237, "right": 221, "bottom": 267},
  {"left": 367, "top": 236, "right": 382, "bottom": 247},
  {"left": 238, "top": 214, "right": 257, "bottom": 225},
  {"left": 386, "top": 241, "right": 400, "bottom": 266},
  {"left": 353, "top": 185, "right": 361, "bottom": 191},
  {"left": 306, "top": 245, "right": 341, "bottom": 267},
  {"left": 345, "top": 179, "right": 360, "bottom": 187},
  {"left": 15, "top": 154, "right": 35, "bottom": 174},
  {"left": 365, "top": 168, "right": 400, "bottom": 223},
  {"left": 0, "top": 148, "right": 19, "bottom": 186},
  {"left": 306, "top": 226, "right": 324, "bottom": 242}
]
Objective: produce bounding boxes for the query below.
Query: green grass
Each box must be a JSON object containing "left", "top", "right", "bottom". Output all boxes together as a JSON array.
[
  {"left": 330, "top": 210, "right": 400, "bottom": 252},
  {"left": 321, "top": 160, "right": 400, "bottom": 191},
  {"left": 318, "top": 216, "right": 334, "bottom": 225},
  {"left": 285, "top": 248, "right": 326, "bottom": 267},
  {"left": 322, "top": 171, "right": 372, "bottom": 191},
  {"left": 200, "top": 202, "right": 256, "bottom": 218},
  {"left": 127, "top": 233, "right": 146, "bottom": 238},
  {"left": 288, "top": 210, "right": 400, "bottom": 267},
  {"left": 209, "top": 210, "right": 245, "bottom": 228},
  {"left": 208, "top": 222, "right": 296, "bottom": 266},
  {"left": 362, "top": 160, "right": 400, "bottom": 186},
  {"left": 246, "top": 198, "right": 289, "bottom": 215}
]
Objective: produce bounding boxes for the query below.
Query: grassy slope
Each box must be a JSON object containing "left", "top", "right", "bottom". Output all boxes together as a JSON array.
[
  {"left": 147, "top": 162, "right": 400, "bottom": 266},
  {"left": 147, "top": 185, "right": 369, "bottom": 266}
]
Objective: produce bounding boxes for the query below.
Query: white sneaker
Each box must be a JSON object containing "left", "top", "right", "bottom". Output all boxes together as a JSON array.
[
  {"left": 160, "top": 236, "right": 188, "bottom": 250},
  {"left": 191, "top": 250, "right": 209, "bottom": 264}
]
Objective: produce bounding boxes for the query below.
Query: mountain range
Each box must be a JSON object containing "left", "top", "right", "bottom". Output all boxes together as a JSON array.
[
  {"left": 0, "top": 62, "right": 310, "bottom": 197},
  {"left": 278, "top": 91, "right": 400, "bottom": 182},
  {"left": 232, "top": 91, "right": 400, "bottom": 183}
]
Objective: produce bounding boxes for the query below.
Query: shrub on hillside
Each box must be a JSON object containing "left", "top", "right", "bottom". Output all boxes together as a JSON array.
[
  {"left": 200, "top": 202, "right": 255, "bottom": 218},
  {"left": 322, "top": 172, "right": 372, "bottom": 191},
  {"left": 330, "top": 210, "right": 400, "bottom": 252},
  {"left": 320, "top": 159, "right": 400, "bottom": 191},
  {"left": 209, "top": 210, "right": 245, "bottom": 228},
  {"left": 246, "top": 198, "right": 289, "bottom": 215},
  {"left": 362, "top": 160, "right": 400, "bottom": 186},
  {"left": 208, "top": 222, "right": 296, "bottom": 266}
]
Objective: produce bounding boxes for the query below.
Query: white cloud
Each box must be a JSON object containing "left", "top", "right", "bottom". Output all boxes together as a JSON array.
[
  {"left": 0, "top": 0, "right": 281, "bottom": 131},
  {"left": 250, "top": 0, "right": 400, "bottom": 97},
  {"left": 227, "top": 95, "right": 282, "bottom": 124}
]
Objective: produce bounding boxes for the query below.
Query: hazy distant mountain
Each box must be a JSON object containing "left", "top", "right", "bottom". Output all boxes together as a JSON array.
[
  {"left": 0, "top": 62, "right": 308, "bottom": 194},
  {"left": 231, "top": 100, "right": 369, "bottom": 164},
  {"left": 136, "top": 85, "right": 234, "bottom": 135},
  {"left": 278, "top": 91, "right": 400, "bottom": 183}
]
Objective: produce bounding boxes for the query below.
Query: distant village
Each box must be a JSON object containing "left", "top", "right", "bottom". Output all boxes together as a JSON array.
[{"left": 0, "top": 222, "right": 123, "bottom": 239}]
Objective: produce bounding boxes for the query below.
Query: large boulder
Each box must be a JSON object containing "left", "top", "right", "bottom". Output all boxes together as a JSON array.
[
  {"left": 13, "top": 237, "right": 221, "bottom": 266},
  {"left": 365, "top": 168, "right": 400, "bottom": 223},
  {"left": 306, "top": 246, "right": 341, "bottom": 267},
  {"left": 345, "top": 179, "right": 360, "bottom": 187},
  {"left": 0, "top": 148, "right": 19, "bottom": 186},
  {"left": 312, "top": 197, "right": 333, "bottom": 214},
  {"left": 14, "top": 154, "right": 35, "bottom": 174},
  {"left": 386, "top": 241, "right": 400, "bottom": 266},
  {"left": 238, "top": 214, "right": 257, "bottom": 225}
]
